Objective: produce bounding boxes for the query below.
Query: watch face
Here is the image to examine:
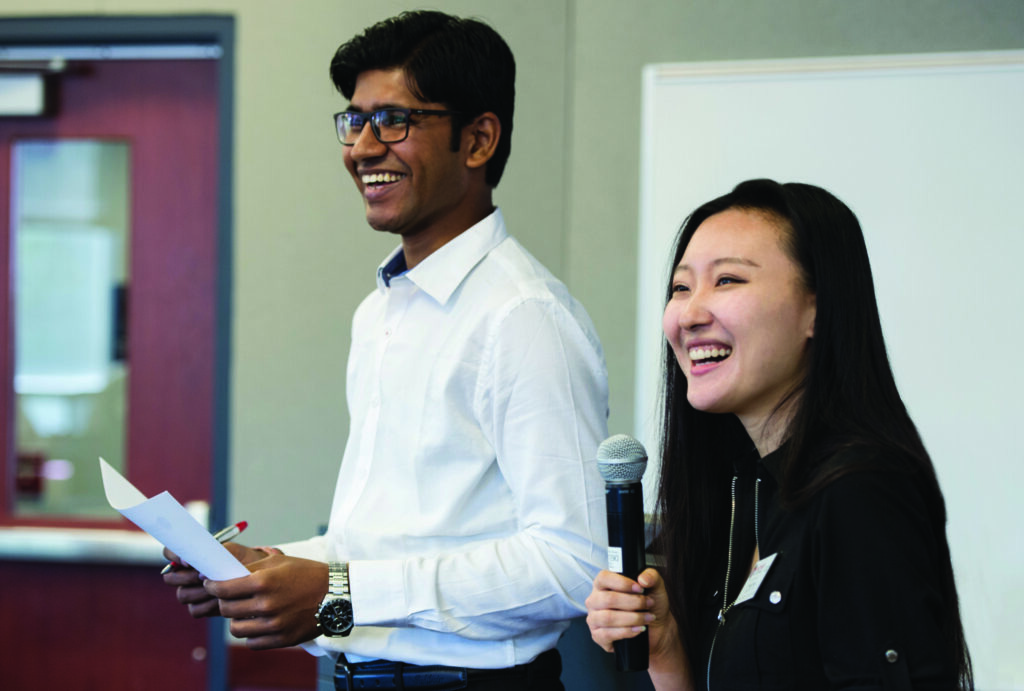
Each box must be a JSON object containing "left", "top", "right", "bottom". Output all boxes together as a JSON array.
[{"left": 318, "top": 598, "right": 353, "bottom": 636}]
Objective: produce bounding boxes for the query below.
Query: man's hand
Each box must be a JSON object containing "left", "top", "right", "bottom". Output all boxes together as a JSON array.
[
  {"left": 161, "top": 542, "right": 271, "bottom": 619},
  {"left": 203, "top": 554, "right": 329, "bottom": 649}
]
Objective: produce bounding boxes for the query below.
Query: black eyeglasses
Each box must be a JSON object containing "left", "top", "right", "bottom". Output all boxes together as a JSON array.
[{"left": 334, "top": 107, "right": 462, "bottom": 146}]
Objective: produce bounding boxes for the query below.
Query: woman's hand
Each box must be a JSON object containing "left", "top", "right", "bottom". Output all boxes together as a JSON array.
[
  {"left": 586, "top": 568, "right": 675, "bottom": 653},
  {"left": 586, "top": 568, "right": 691, "bottom": 690},
  {"left": 586, "top": 569, "right": 654, "bottom": 652}
]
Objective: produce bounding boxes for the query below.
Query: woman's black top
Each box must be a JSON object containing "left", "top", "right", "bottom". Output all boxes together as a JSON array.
[{"left": 696, "top": 445, "right": 960, "bottom": 690}]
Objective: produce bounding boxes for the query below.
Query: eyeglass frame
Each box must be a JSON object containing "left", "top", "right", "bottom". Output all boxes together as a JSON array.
[{"left": 333, "top": 107, "right": 464, "bottom": 146}]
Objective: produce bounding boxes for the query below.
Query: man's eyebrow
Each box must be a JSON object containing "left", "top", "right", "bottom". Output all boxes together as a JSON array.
[{"left": 345, "top": 103, "right": 403, "bottom": 113}]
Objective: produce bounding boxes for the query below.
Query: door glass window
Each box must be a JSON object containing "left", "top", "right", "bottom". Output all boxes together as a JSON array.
[{"left": 12, "top": 139, "right": 129, "bottom": 518}]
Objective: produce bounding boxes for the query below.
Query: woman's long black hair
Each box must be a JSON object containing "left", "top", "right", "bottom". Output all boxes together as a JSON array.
[{"left": 654, "top": 179, "right": 972, "bottom": 688}]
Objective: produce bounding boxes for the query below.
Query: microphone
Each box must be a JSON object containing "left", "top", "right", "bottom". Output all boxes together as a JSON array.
[{"left": 596, "top": 434, "right": 649, "bottom": 672}]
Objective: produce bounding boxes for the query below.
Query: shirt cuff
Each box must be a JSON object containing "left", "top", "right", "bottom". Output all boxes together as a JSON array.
[
  {"left": 349, "top": 558, "right": 407, "bottom": 626},
  {"left": 299, "top": 639, "right": 331, "bottom": 657}
]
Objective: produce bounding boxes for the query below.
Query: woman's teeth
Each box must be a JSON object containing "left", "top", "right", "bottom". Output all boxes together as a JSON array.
[{"left": 688, "top": 346, "right": 732, "bottom": 362}]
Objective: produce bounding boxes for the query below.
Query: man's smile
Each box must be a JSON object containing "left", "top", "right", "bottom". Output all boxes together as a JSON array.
[{"left": 361, "top": 171, "right": 407, "bottom": 186}]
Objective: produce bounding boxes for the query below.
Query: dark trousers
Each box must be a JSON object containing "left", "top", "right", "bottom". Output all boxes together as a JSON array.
[{"left": 335, "top": 648, "right": 564, "bottom": 691}]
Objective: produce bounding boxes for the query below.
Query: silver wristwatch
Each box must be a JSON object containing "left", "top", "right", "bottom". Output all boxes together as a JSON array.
[{"left": 315, "top": 561, "right": 353, "bottom": 637}]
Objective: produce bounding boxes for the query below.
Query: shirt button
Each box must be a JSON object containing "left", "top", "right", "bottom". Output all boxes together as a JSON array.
[
  {"left": 769, "top": 590, "right": 782, "bottom": 605},
  {"left": 383, "top": 327, "right": 392, "bottom": 338},
  {"left": 885, "top": 649, "right": 899, "bottom": 663}
]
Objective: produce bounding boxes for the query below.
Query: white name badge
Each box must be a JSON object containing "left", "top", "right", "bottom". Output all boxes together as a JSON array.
[{"left": 733, "top": 552, "right": 777, "bottom": 606}]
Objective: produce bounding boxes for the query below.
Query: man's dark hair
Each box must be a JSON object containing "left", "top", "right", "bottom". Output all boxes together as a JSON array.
[{"left": 330, "top": 10, "right": 515, "bottom": 188}]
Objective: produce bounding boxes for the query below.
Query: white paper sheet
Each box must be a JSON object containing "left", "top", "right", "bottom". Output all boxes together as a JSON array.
[{"left": 99, "top": 458, "right": 249, "bottom": 580}]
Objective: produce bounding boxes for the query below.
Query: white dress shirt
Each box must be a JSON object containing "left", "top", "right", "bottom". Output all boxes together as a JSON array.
[{"left": 281, "top": 208, "right": 609, "bottom": 668}]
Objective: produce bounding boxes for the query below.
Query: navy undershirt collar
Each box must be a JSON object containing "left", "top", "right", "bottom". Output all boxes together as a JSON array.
[{"left": 379, "top": 251, "right": 409, "bottom": 287}]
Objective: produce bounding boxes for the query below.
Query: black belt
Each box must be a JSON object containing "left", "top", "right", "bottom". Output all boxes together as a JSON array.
[{"left": 335, "top": 648, "right": 561, "bottom": 690}]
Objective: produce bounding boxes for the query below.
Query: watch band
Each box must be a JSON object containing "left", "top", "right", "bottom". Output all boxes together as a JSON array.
[{"left": 328, "top": 561, "right": 350, "bottom": 599}]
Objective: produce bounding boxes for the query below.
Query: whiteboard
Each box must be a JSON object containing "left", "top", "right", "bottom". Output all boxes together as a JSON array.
[{"left": 636, "top": 52, "right": 1024, "bottom": 689}]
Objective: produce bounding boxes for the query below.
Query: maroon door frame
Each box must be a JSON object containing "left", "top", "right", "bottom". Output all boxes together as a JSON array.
[{"left": 0, "top": 16, "right": 235, "bottom": 691}]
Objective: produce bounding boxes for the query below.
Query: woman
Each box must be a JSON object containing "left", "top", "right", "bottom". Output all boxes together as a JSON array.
[{"left": 586, "top": 179, "right": 972, "bottom": 690}]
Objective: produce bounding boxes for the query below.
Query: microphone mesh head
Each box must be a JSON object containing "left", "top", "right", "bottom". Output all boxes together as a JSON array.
[{"left": 596, "top": 434, "right": 648, "bottom": 483}]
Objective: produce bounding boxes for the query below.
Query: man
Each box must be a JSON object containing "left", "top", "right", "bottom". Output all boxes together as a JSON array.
[{"left": 165, "top": 11, "right": 609, "bottom": 690}]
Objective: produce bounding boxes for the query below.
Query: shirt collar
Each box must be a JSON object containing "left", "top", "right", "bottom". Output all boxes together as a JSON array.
[
  {"left": 760, "top": 444, "right": 785, "bottom": 483},
  {"left": 375, "top": 208, "right": 507, "bottom": 305},
  {"left": 731, "top": 438, "right": 786, "bottom": 484}
]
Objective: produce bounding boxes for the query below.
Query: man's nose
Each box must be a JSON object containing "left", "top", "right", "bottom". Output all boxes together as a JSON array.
[{"left": 349, "top": 124, "right": 387, "bottom": 160}]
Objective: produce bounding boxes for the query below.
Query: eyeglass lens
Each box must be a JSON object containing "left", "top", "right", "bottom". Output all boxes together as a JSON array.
[{"left": 337, "top": 109, "right": 410, "bottom": 145}]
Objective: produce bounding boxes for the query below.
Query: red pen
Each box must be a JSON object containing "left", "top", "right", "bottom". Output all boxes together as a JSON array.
[{"left": 160, "top": 520, "right": 248, "bottom": 575}]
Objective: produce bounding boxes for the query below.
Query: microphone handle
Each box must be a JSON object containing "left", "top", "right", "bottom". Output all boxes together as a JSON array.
[
  {"left": 613, "top": 625, "right": 650, "bottom": 672},
  {"left": 605, "top": 482, "right": 649, "bottom": 671}
]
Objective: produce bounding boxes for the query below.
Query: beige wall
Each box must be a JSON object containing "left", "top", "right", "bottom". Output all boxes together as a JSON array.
[{"left": 3, "top": 1, "right": 1021, "bottom": 550}]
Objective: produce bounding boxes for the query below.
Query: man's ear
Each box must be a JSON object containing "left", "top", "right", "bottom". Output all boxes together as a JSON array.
[{"left": 463, "top": 112, "right": 500, "bottom": 170}]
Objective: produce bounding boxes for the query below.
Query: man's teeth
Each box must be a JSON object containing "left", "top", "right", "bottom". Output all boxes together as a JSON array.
[
  {"left": 688, "top": 346, "right": 732, "bottom": 362},
  {"left": 362, "top": 172, "right": 404, "bottom": 184}
]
